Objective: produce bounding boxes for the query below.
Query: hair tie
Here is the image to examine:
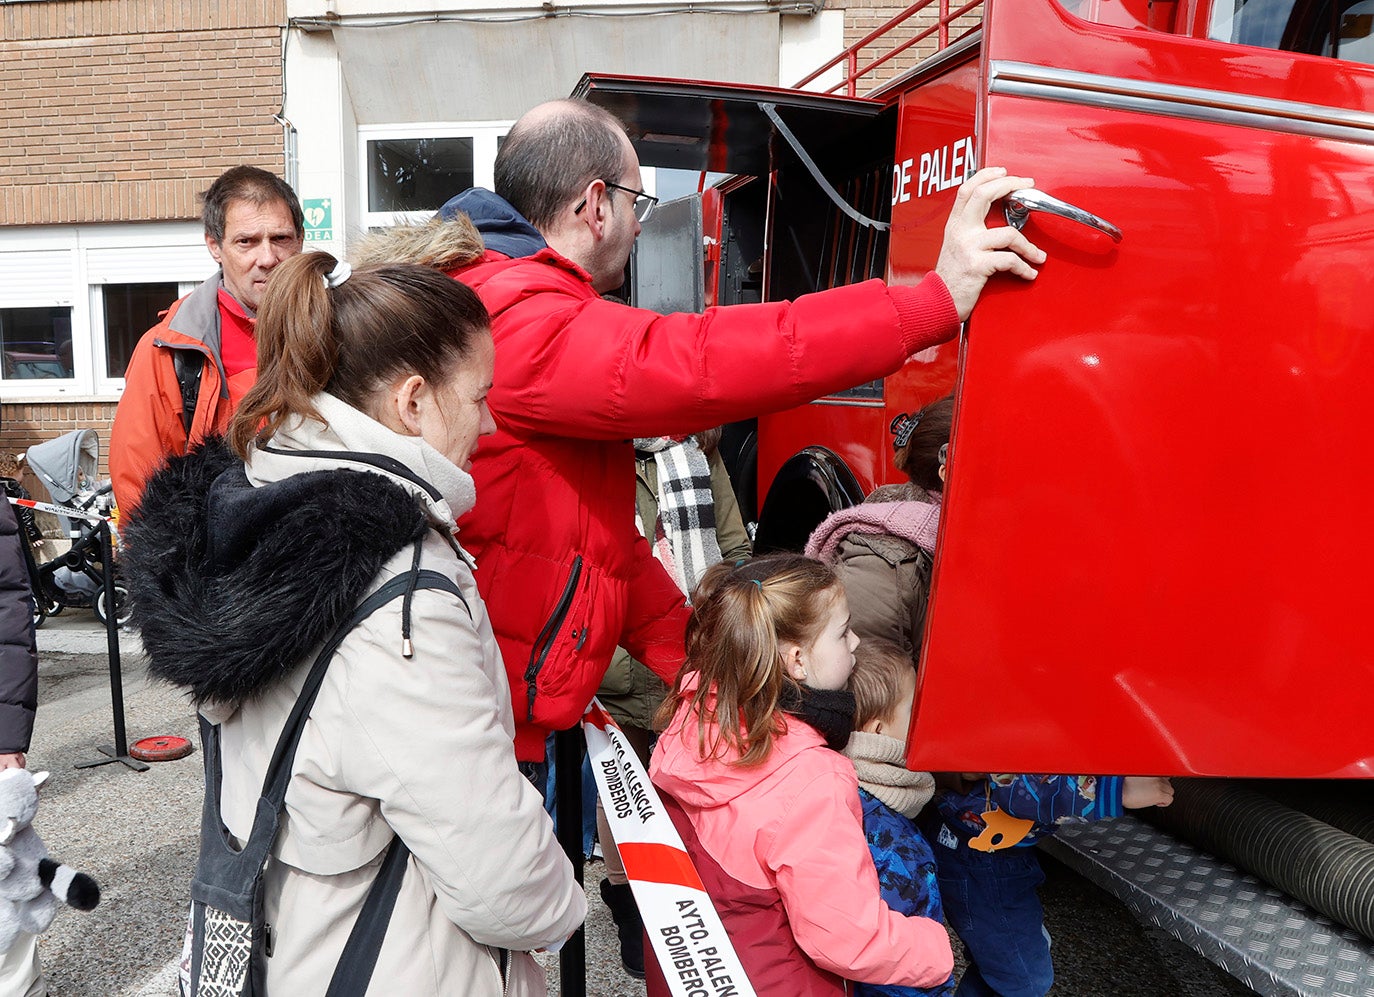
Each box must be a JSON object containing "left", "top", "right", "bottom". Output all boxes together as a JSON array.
[
  {"left": 324, "top": 260, "right": 352, "bottom": 289},
  {"left": 751, "top": 579, "right": 764, "bottom": 589},
  {"left": 889, "top": 411, "right": 921, "bottom": 450}
]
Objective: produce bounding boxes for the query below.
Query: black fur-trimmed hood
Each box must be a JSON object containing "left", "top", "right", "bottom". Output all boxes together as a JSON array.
[{"left": 122, "top": 438, "right": 428, "bottom": 706}]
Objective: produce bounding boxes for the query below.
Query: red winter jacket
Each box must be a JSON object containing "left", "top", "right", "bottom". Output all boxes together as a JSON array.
[{"left": 452, "top": 247, "right": 959, "bottom": 761}]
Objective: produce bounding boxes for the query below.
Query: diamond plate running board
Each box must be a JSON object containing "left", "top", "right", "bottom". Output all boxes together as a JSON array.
[{"left": 1040, "top": 817, "right": 1374, "bottom": 997}]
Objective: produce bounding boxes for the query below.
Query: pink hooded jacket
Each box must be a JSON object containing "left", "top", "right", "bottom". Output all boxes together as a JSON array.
[{"left": 650, "top": 689, "right": 954, "bottom": 989}]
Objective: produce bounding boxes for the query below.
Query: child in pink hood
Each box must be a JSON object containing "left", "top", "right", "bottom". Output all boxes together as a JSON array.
[{"left": 648, "top": 553, "right": 953, "bottom": 997}]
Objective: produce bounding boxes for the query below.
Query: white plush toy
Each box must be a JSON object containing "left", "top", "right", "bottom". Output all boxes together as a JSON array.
[{"left": 0, "top": 768, "right": 99, "bottom": 952}]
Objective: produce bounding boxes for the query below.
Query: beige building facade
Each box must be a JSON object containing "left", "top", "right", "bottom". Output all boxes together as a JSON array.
[{"left": 0, "top": 0, "right": 969, "bottom": 501}]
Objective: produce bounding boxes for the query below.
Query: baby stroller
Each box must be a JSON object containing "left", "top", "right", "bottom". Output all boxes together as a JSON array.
[{"left": 5, "top": 429, "right": 127, "bottom": 628}]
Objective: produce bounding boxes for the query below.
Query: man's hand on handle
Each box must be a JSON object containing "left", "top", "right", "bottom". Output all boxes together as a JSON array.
[{"left": 935, "top": 167, "right": 1047, "bottom": 321}]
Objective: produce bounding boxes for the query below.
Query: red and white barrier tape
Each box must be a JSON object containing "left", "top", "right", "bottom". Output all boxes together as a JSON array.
[
  {"left": 584, "top": 701, "right": 755, "bottom": 997},
  {"left": 6, "top": 495, "right": 108, "bottom": 524}
]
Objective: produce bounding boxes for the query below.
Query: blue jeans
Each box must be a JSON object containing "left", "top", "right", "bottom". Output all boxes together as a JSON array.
[
  {"left": 541, "top": 733, "right": 597, "bottom": 858},
  {"left": 932, "top": 836, "right": 1053, "bottom": 997}
]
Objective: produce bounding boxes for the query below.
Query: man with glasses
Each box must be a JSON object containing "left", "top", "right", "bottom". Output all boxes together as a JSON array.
[{"left": 432, "top": 99, "right": 1043, "bottom": 786}]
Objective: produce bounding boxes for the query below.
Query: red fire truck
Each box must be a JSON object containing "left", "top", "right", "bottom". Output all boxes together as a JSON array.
[{"left": 579, "top": 0, "right": 1374, "bottom": 991}]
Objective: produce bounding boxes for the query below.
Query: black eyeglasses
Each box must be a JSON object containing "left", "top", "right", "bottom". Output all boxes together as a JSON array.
[{"left": 574, "top": 181, "right": 659, "bottom": 224}]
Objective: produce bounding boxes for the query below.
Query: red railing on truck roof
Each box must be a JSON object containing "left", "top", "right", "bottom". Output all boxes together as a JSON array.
[{"left": 794, "top": 0, "right": 985, "bottom": 97}]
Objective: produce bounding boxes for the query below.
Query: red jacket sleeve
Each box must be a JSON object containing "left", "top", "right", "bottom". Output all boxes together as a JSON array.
[
  {"left": 486, "top": 270, "right": 958, "bottom": 441},
  {"left": 617, "top": 533, "right": 690, "bottom": 686}
]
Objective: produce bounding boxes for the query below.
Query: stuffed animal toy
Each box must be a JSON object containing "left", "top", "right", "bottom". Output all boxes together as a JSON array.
[{"left": 0, "top": 769, "right": 99, "bottom": 952}]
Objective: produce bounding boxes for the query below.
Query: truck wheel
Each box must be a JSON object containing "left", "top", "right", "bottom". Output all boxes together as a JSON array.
[{"left": 753, "top": 446, "right": 863, "bottom": 554}]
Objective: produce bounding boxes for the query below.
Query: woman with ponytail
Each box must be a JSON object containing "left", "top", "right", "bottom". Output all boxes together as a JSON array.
[
  {"left": 123, "top": 252, "right": 585, "bottom": 995},
  {"left": 647, "top": 553, "right": 954, "bottom": 996}
]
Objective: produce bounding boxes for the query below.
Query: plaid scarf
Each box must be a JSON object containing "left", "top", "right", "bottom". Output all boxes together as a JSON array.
[{"left": 634, "top": 436, "right": 721, "bottom": 597}]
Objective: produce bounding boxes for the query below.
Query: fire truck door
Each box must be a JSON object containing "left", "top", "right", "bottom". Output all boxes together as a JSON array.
[
  {"left": 914, "top": 0, "right": 1374, "bottom": 778},
  {"left": 630, "top": 194, "right": 706, "bottom": 314}
]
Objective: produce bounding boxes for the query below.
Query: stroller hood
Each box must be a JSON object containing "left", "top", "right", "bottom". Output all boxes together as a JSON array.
[{"left": 26, "top": 430, "right": 98, "bottom": 506}]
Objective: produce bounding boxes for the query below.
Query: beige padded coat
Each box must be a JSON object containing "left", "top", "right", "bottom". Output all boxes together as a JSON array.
[{"left": 200, "top": 396, "right": 586, "bottom": 994}]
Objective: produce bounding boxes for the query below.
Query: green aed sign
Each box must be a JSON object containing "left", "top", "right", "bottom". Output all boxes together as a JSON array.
[{"left": 303, "top": 198, "right": 333, "bottom": 242}]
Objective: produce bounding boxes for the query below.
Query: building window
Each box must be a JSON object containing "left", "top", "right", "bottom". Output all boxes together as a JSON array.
[
  {"left": 0, "top": 225, "right": 207, "bottom": 397},
  {"left": 0, "top": 307, "right": 73, "bottom": 380},
  {"left": 1209, "top": 0, "right": 1374, "bottom": 62},
  {"left": 368, "top": 137, "right": 475, "bottom": 213},
  {"left": 360, "top": 122, "right": 512, "bottom": 228},
  {"left": 101, "top": 283, "right": 179, "bottom": 379}
]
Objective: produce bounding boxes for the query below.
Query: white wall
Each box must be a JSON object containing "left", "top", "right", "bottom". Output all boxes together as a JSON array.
[
  {"left": 284, "top": 3, "right": 846, "bottom": 253},
  {"left": 781, "top": 9, "right": 847, "bottom": 92},
  {"left": 285, "top": 27, "right": 353, "bottom": 258}
]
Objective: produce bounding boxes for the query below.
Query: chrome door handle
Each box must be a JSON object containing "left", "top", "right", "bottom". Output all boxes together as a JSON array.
[{"left": 1004, "top": 189, "right": 1123, "bottom": 243}]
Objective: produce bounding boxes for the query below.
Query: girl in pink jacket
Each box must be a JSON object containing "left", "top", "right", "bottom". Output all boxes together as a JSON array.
[{"left": 649, "top": 553, "right": 954, "bottom": 996}]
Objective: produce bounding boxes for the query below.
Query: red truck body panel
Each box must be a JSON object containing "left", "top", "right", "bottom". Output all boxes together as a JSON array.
[
  {"left": 913, "top": 0, "right": 1374, "bottom": 777},
  {"left": 583, "top": 0, "right": 1374, "bottom": 778}
]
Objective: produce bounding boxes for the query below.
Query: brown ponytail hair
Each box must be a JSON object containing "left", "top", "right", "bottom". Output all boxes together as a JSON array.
[
  {"left": 894, "top": 394, "right": 954, "bottom": 492},
  {"left": 228, "top": 252, "right": 490, "bottom": 458},
  {"left": 656, "top": 553, "right": 842, "bottom": 767}
]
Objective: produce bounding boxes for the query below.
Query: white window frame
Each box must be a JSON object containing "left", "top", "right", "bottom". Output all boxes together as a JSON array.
[
  {"left": 358, "top": 120, "right": 514, "bottom": 230},
  {"left": 0, "top": 223, "right": 211, "bottom": 400},
  {"left": 89, "top": 279, "right": 200, "bottom": 396}
]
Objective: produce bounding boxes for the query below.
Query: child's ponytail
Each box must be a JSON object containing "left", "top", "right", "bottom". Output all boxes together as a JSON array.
[{"left": 659, "top": 553, "right": 841, "bottom": 767}]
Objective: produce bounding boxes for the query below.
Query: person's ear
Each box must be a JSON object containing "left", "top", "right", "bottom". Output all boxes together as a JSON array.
[
  {"left": 780, "top": 641, "right": 807, "bottom": 684},
  {"left": 205, "top": 235, "right": 224, "bottom": 265},
  {"left": 392, "top": 374, "right": 427, "bottom": 436},
  {"left": 581, "top": 180, "right": 610, "bottom": 238}
]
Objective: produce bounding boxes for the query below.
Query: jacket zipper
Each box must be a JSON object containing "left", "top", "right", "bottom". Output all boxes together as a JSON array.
[
  {"left": 493, "top": 946, "right": 511, "bottom": 995},
  {"left": 525, "top": 555, "right": 583, "bottom": 721}
]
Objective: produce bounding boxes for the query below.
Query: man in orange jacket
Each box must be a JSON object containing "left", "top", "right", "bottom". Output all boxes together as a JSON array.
[{"left": 110, "top": 167, "right": 303, "bottom": 514}]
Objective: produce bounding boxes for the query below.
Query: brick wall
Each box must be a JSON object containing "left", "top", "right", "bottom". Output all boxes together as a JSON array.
[
  {"left": 825, "top": 0, "right": 984, "bottom": 94},
  {"left": 0, "top": 0, "right": 287, "bottom": 226}
]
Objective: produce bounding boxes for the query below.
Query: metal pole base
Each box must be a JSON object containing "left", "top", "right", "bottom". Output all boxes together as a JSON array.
[
  {"left": 74, "top": 744, "right": 150, "bottom": 772},
  {"left": 75, "top": 521, "right": 146, "bottom": 773}
]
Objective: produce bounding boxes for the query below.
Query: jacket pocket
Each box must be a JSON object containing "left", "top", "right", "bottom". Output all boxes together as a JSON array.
[{"left": 523, "top": 555, "right": 602, "bottom": 729}]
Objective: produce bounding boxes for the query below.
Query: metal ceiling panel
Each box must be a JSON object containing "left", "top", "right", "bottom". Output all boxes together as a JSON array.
[{"left": 574, "top": 73, "right": 885, "bottom": 175}]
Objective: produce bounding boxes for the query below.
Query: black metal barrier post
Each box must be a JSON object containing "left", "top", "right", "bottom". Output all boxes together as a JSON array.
[
  {"left": 75, "top": 520, "right": 147, "bottom": 772},
  {"left": 555, "top": 724, "right": 586, "bottom": 997}
]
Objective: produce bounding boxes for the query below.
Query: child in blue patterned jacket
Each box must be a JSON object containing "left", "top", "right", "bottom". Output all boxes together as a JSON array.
[
  {"left": 843, "top": 638, "right": 954, "bottom": 997},
  {"left": 928, "top": 765, "right": 1173, "bottom": 996}
]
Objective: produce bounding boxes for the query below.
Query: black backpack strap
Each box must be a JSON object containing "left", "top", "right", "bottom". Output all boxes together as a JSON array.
[
  {"left": 172, "top": 348, "right": 206, "bottom": 437},
  {"left": 325, "top": 837, "right": 412, "bottom": 997}
]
